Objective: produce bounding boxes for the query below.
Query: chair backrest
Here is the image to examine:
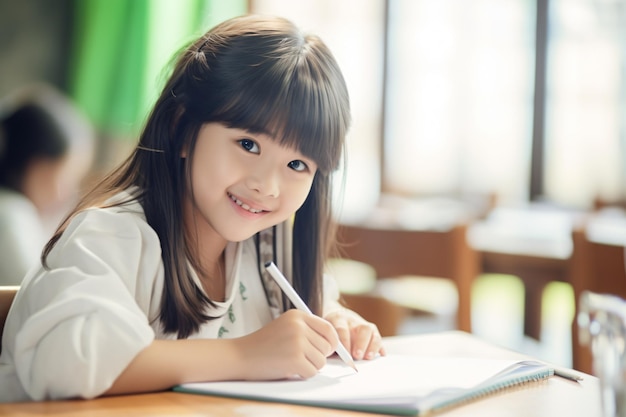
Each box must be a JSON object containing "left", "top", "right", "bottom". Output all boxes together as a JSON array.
[
  {"left": 336, "top": 223, "right": 478, "bottom": 332},
  {"left": 570, "top": 225, "right": 626, "bottom": 373},
  {"left": 0, "top": 286, "right": 19, "bottom": 352},
  {"left": 340, "top": 292, "right": 408, "bottom": 337}
]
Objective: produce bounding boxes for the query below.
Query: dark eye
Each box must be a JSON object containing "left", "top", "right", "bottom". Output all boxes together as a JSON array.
[
  {"left": 288, "top": 160, "right": 308, "bottom": 172},
  {"left": 238, "top": 139, "right": 260, "bottom": 154}
]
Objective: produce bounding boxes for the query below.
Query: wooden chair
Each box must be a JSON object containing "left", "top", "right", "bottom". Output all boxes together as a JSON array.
[
  {"left": 340, "top": 293, "right": 409, "bottom": 337},
  {"left": 570, "top": 224, "right": 626, "bottom": 374},
  {"left": 0, "top": 286, "right": 19, "bottom": 354},
  {"left": 593, "top": 196, "right": 626, "bottom": 211},
  {"left": 327, "top": 257, "right": 410, "bottom": 337},
  {"left": 336, "top": 223, "right": 478, "bottom": 332}
]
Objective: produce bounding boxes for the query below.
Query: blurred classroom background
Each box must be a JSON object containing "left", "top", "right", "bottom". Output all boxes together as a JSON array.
[{"left": 3, "top": 0, "right": 626, "bottom": 373}]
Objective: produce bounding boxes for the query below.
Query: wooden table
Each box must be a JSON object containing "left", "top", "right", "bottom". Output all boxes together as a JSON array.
[
  {"left": 478, "top": 250, "right": 569, "bottom": 339},
  {"left": 467, "top": 206, "right": 578, "bottom": 340},
  {"left": 0, "top": 331, "right": 601, "bottom": 416}
]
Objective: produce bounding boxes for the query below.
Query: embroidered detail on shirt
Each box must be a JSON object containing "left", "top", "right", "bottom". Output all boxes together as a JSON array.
[
  {"left": 239, "top": 282, "right": 248, "bottom": 301},
  {"left": 228, "top": 305, "right": 236, "bottom": 323},
  {"left": 218, "top": 326, "right": 229, "bottom": 338}
]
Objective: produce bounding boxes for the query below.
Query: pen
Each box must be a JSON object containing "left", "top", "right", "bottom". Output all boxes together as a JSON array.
[
  {"left": 554, "top": 368, "right": 583, "bottom": 383},
  {"left": 264, "top": 261, "right": 358, "bottom": 373}
]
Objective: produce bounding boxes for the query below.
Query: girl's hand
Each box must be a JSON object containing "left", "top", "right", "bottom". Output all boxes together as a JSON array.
[
  {"left": 233, "top": 309, "right": 339, "bottom": 380},
  {"left": 324, "top": 308, "right": 385, "bottom": 361}
]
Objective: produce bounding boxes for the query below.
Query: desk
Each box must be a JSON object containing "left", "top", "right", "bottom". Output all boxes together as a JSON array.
[
  {"left": 478, "top": 250, "right": 569, "bottom": 339},
  {"left": 467, "top": 206, "right": 578, "bottom": 340},
  {"left": 0, "top": 331, "right": 601, "bottom": 416},
  {"left": 336, "top": 196, "right": 481, "bottom": 333}
]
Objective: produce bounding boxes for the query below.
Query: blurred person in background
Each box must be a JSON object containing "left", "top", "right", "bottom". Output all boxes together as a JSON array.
[{"left": 0, "top": 83, "right": 95, "bottom": 285}]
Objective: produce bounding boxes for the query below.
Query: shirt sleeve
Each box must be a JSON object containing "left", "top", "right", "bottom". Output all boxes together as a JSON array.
[
  {"left": 7, "top": 206, "right": 161, "bottom": 400},
  {"left": 322, "top": 272, "right": 343, "bottom": 316}
]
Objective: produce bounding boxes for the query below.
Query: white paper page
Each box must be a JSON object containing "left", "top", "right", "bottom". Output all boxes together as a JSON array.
[{"left": 178, "top": 355, "right": 526, "bottom": 403}]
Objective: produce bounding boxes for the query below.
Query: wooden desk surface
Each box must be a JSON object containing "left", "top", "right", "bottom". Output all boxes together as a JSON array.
[{"left": 0, "top": 331, "right": 601, "bottom": 417}]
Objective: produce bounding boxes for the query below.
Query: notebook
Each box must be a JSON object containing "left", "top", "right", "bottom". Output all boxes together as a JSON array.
[{"left": 174, "top": 354, "right": 554, "bottom": 416}]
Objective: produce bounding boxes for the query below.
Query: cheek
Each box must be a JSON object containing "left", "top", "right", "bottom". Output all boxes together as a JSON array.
[
  {"left": 191, "top": 150, "right": 232, "bottom": 192},
  {"left": 285, "top": 180, "right": 315, "bottom": 212}
]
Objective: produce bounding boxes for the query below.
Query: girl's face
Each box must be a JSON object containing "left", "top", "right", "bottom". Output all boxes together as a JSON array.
[{"left": 183, "top": 122, "right": 317, "bottom": 246}]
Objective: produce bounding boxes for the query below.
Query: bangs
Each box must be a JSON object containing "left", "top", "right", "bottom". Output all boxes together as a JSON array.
[{"left": 207, "top": 36, "right": 350, "bottom": 174}]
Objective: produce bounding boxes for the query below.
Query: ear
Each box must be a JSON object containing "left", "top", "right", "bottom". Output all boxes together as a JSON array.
[{"left": 181, "top": 144, "right": 188, "bottom": 158}]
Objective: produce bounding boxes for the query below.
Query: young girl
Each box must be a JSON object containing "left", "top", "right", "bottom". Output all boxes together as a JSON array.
[{"left": 0, "top": 14, "right": 383, "bottom": 402}]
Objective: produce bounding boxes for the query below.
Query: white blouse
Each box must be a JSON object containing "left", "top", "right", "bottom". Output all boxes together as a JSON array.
[
  {"left": 0, "top": 190, "right": 341, "bottom": 402},
  {"left": 0, "top": 188, "right": 47, "bottom": 285}
]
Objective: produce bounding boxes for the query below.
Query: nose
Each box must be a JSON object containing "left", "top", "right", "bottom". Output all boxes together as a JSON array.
[{"left": 246, "top": 163, "right": 280, "bottom": 198}]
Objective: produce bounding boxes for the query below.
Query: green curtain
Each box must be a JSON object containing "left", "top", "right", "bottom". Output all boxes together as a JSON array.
[{"left": 69, "top": 0, "right": 247, "bottom": 139}]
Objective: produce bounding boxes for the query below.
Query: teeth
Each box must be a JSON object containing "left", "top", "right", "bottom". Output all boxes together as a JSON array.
[{"left": 230, "top": 194, "right": 263, "bottom": 213}]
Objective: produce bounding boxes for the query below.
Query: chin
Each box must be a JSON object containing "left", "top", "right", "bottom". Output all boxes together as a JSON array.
[
  {"left": 219, "top": 228, "right": 261, "bottom": 243},
  {"left": 223, "top": 221, "right": 283, "bottom": 242}
]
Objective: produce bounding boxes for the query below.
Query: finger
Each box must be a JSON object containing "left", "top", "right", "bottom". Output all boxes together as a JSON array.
[
  {"left": 299, "top": 318, "right": 334, "bottom": 375},
  {"left": 302, "top": 340, "right": 329, "bottom": 374},
  {"left": 297, "top": 348, "right": 325, "bottom": 379},
  {"left": 362, "top": 329, "right": 384, "bottom": 360},
  {"left": 350, "top": 323, "right": 378, "bottom": 360},
  {"left": 326, "top": 315, "right": 351, "bottom": 354},
  {"left": 280, "top": 311, "right": 330, "bottom": 377},
  {"left": 304, "top": 314, "right": 339, "bottom": 355}
]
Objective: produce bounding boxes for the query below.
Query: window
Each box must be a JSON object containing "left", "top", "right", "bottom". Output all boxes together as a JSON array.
[
  {"left": 384, "top": 0, "right": 535, "bottom": 206},
  {"left": 543, "top": 0, "right": 625, "bottom": 207},
  {"left": 252, "top": 0, "right": 626, "bottom": 218}
]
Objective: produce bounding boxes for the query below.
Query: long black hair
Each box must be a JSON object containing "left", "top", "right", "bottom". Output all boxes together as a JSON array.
[{"left": 43, "top": 14, "right": 350, "bottom": 338}]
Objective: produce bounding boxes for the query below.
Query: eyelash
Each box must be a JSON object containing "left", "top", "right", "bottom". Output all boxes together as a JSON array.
[
  {"left": 238, "top": 139, "right": 259, "bottom": 154},
  {"left": 237, "top": 138, "right": 309, "bottom": 172},
  {"left": 288, "top": 160, "right": 308, "bottom": 172}
]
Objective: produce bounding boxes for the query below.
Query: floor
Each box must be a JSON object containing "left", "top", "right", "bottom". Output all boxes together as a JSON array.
[{"left": 398, "top": 274, "right": 576, "bottom": 369}]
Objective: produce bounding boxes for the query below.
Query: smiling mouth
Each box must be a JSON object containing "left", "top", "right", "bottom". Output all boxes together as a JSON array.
[{"left": 229, "top": 193, "right": 265, "bottom": 214}]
